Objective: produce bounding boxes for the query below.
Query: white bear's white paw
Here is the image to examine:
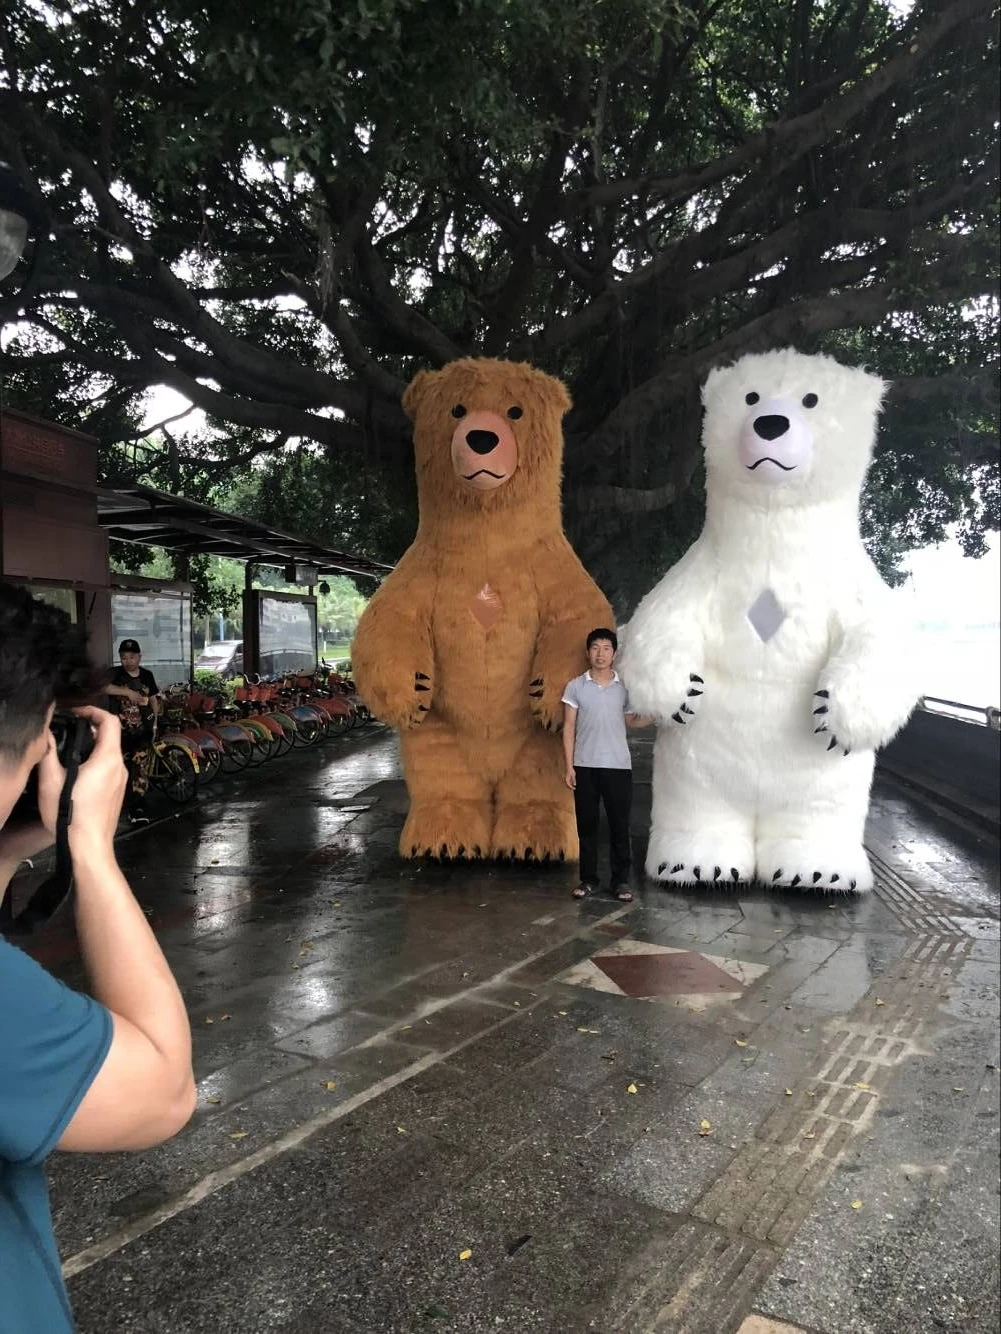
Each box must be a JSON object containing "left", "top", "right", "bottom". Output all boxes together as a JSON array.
[
  {"left": 756, "top": 838, "right": 873, "bottom": 894},
  {"left": 628, "top": 670, "right": 704, "bottom": 727},
  {"left": 812, "top": 684, "right": 896, "bottom": 755},
  {"left": 646, "top": 828, "right": 754, "bottom": 887},
  {"left": 810, "top": 688, "right": 855, "bottom": 757}
]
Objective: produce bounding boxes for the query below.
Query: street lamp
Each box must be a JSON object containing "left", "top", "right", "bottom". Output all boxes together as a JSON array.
[{"left": 0, "top": 160, "right": 47, "bottom": 312}]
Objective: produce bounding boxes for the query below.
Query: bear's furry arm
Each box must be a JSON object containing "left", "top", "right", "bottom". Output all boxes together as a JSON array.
[
  {"left": 530, "top": 538, "right": 614, "bottom": 729},
  {"left": 616, "top": 547, "right": 708, "bottom": 721},
  {"left": 818, "top": 581, "right": 919, "bottom": 752},
  {"left": 351, "top": 550, "right": 436, "bottom": 730}
]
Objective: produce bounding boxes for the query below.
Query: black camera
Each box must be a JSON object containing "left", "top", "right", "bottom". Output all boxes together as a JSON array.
[
  {"left": 1, "top": 711, "right": 96, "bottom": 937},
  {"left": 50, "top": 710, "right": 97, "bottom": 768}
]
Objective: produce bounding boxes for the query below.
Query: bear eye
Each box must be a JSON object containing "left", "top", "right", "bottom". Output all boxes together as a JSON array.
[
  {"left": 507, "top": 406, "right": 523, "bottom": 420},
  {"left": 451, "top": 404, "right": 467, "bottom": 419},
  {"left": 802, "top": 393, "right": 818, "bottom": 409},
  {"left": 745, "top": 391, "right": 759, "bottom": 406}
]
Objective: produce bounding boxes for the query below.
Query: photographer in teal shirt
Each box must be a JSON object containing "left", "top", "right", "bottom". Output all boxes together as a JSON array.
[{"left": 0, "top": 585, "right": 196, "bottom": 1332}]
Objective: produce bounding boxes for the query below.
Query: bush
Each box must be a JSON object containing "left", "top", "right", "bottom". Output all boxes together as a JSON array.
[{"left": 194, "top": 668, "right": 236, "bottom": 703}]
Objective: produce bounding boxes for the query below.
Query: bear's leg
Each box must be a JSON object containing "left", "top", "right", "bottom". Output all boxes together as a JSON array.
[
  {"left": 491, "top": 730, "right": 577, "bottom": 861},
  {"left": 754, "top": 754, "right": 875, "bottom": 893},
  {"left": 645, "top": 736, "right": 755, "bottom": 887},
  {"left": 398, "top": 716, "right": 493, "bottom": 859}
]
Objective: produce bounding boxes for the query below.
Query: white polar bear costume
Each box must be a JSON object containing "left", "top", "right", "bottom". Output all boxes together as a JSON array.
[{"left": 619, "top": 348, "right": 917, "bottom": 894}]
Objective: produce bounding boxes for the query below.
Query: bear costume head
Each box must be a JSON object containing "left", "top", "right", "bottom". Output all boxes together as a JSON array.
[
  {"left": 701, "top": 348, "right": 887, "bottom": 511},
  {"left": 402, "top": 357, "right": 571, "bottom": 522}
]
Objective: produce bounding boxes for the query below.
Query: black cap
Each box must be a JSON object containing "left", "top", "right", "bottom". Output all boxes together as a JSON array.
[{"left": 118, "top": 639, "right": 141, "bottom": 654}]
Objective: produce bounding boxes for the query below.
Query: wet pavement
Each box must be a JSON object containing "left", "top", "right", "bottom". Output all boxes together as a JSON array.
[{"left": 11, "top": 726, "right": 1000, "bottom": 1333}]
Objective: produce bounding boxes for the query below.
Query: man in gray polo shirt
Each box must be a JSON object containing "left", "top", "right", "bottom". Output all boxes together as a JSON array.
[{"left": 562, "top": 628, "right": 650, "bottom": 901}]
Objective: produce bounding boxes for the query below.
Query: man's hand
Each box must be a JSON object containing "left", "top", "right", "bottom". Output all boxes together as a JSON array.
[
  {"left": 36, "top": 707, "right": 127, "bottom": 857},
  {"left": 564, "top": 766, "right": 576, "bottom": 790}
]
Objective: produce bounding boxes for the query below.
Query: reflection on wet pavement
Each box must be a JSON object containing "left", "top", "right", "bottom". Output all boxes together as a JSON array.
[{"left": 19, "top": 727, "right": 997, "bottom": 1333}]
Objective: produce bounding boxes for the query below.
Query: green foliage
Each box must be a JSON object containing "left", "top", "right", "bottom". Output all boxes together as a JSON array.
[
  {"left": 1, "top": 0, "right": 997, "bottom": 613},
  {"left": 193, "top": 668, "right": 235, "bottom": 702}
]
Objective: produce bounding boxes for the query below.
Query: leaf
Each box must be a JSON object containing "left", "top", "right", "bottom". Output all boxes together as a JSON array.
[
  {"left": 854, "top": 1081, "right": 873, "bottom": 1092},
  {"left": 204, "top": 1017, "right": 215, "bottom": 1025},
  {"left": 784, "top": 1088, "right": 793, "bottom": 1097},
  {"left": 803, "top": 1131, "right": 816, "bottom": 1140},
  {"left": 558, "top": 1010, "right": 568, "bottom": 1016},
  {"left": 734, "top": 1039, "right": 748, "bottom": 1047},
  {"left": 230, "top": 1131, "right": 249, "bottom": 1140},
  {"left": 875, "top": 998, "right": 885, "bottom": 1006},
  {"left": 851, "top": 1200, "right": 863, "bottom": 1209},
  {"left": 397, "top": 1126, "right": 407, "bottom": 1134},
  {"left": 323, "top": 1081, "right": 337, "bottom": 1091},
  {"left": 699, "top": 1119, "right": 712, "bottom": 1136},
  {"left": 626, "top": 1083, "right": 639, "bottom": 1094},
  {"left": 219, "top": 1014, "right": 232, "bottom": 1022},
  {"left": 577, "top": 1027, "right": 601, "bottom": 1034},
  {"left": 206, "top": 1094, "right": 221, "bottom": 1104},
  {"left": 458, "top": 1249, "right": 472, "bottom": 1261}
]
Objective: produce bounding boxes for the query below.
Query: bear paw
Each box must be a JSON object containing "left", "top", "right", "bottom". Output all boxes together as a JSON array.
[
  {"left": 668, "top": 674, "right": 704, "bottom": 728},
  {"left": 757, "top": 838, "right": 873, "bottom": 894},
  {"left": 645, "top": 829, "right": 753, "bottom": 887},
  {"left": 400, "top": 798, "right": 491, "bottom": 860},
  {"left": 810, "top": 689, "right": 854, "bottom": 757},
  {"left": 528, "top": 677, "right": 563, "bottom": 732},
  {"left": 490, "top": 801, "right": 577, "bottom": 861}
]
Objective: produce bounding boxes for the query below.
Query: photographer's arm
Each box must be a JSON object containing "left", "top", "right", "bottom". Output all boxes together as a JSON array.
[{"left": 38, "top": 710, "right": 195, "bottom": 1152}]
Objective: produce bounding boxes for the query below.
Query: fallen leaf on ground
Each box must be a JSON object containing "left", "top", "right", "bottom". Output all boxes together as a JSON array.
[
  {"left": 219, "top": 1014, "right": 231, "bottom": 1022},
  {"left": 699, "top": 1119, "right": 712, "bottom": 1136},
  {"left": 803, "top": 1131, "right": 816, "bottom": 1140},
  {"left": 784, "top": 1089, "right": 793, "bottom": 1097},
  {"left": 206, "top": 1095, "right": 221, "bottom": 1105},
  {"left": 952, "top": 1087, "right": 965, "bottom": 1093},
  {"left": 458, "top": 1249, "right": 472, "bottom": 1261},
  {"left": 577, "top": 1027, "right": 601, "bottom": 1035},
  {"left": 851, "top": 1200, "right": 863, "bottom": 1210},
  {"left": 854, "top": 1081, "right": 873, "bottom": 1092},
  {"left": 204, "top": 1017, "right": 214, "bottom": 1025},
  {"left": 230, "top": 1131, "right": 249, "bottom": 1140},
  {"left": 734, "top": 1039, "right": 748, "bottom": 1047},
  {"left": 397, "top": 1126, "right": 407, "bottom": 1134},
  {"left": 875, "top": 998, "right": 885, "bottom": 1007},
  {"left": 323, "top": 1081, "right": 337, "bottom": 1092},
  {"left": 626, "top": 1083, "right": 639, "bottom": 1095}
]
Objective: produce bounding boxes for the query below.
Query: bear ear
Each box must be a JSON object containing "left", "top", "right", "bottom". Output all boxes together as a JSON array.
[
  {"left": 701, "top": 363, "right": 728, "bottom": 407},
  {"left": 402, "top": 369, "right": 435, "bottom": 422}
]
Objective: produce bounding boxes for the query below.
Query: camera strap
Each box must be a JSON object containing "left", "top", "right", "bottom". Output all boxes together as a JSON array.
[{"left": 0, "top": 744, "right": 84, "bottom": 939}]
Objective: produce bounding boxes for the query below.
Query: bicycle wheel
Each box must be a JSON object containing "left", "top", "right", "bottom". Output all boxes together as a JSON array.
[
  {"left": 196, "top": 744, "right": 223, "bottom": 784},
  {"left": 151, "top": 744, "right": 198, "bottom": 803},
  {"left": 218, "top": 733, "right": 254, "bottom": 772}
]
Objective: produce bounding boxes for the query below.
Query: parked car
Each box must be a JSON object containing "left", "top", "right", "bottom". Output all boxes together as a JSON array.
[{"left": 195, "top": 640, "right": 243, "bottom": 678}]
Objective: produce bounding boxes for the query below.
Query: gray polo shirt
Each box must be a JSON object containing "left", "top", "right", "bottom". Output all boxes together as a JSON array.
[{"left": 561, "top": 671, "right": 632, "bottom": 770}]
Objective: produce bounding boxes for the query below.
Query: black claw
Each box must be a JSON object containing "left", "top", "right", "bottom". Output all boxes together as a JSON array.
[
  {"left": 815, "top": 725, "right": 828, "bottom": 733},
  {"left": 843, "top": 747, "right": 851, "bottom": 757},
  {"left": 690, "top": 674, "right": 704, "bottom": 684},
  {"left": 457, "top": 845, "right": 465, "bottom": 856},
  {"left": 415, "top": 683, "right": 430, "bottom": 692},
  {"left": 849, "top": 879, "right": 857, "bottom": 890},
  {"left": 439, "top": 843, "right": 448, "bottom": 857},
  {"left": 827, "top": 737, "right": 837, "bottom": 751},
  {"left": 791, "top": 874, "right": 801, "bottom": 887},
  {"left": 529, "top": 690, "right": 543, "bottom": 699},
  {"left": 671, "top": 863, "right": 683, "bottom": 873},
  {"left": 813, "top": 705, "right": 828, "bottom": 715},
  {"left": 681, "top": 704, "right": 695, "bottom": 715},
  {"left": 831, "top": 874, "right": 840, "bottom": 883},
  {"left": 687, "top": 688, "right": 703, "bottom": 697},
  {"left": 530, "top": 678, "right": 543, "bottom": 687},
  {"left": 731, "top": 867, "right": 740, "bottom": 882},
  {"left": 417, "top": 704, "right": 429, "bottom": 712},
  {"left": 772, "top": 869, "right": 783, "bottom": 881},
  {"left": 672, "top": 712, "right": 686, "bottom": 724},
  {"left": 693, "top": 865, "right": 701, "bottom": 880},
  {"left": 657, "top": 862, "right": 667, "bottom": 874},
  {"left": 415, "top": 672, "right": 430, "bottom": 681},
  {"left": 812, "top": 871, "right": 822, "bottom": 884},
  {"left": 815, "top": 689, "right": 830, "bottom": 698},
  {"left": 713, "top": 866, "right": 722, "bottom": 881}
]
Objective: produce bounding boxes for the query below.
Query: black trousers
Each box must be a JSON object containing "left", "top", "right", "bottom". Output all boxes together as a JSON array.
[{"left": 573, "top": 766, "right": 632, "bottom": 886}]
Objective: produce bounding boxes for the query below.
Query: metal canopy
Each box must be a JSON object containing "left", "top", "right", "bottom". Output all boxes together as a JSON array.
[{"left": 96, "top": 483, "right": 393, "bottom": 581}]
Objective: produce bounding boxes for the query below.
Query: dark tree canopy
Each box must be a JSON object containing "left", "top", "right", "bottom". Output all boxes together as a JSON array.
[{"left": 1, "top": 0, "right": 997, "bottom": 610}]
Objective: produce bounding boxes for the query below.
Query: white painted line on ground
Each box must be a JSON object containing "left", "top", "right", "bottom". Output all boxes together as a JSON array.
[{"left": 62, "top": 906, "right": 629, "bottom": 1280}]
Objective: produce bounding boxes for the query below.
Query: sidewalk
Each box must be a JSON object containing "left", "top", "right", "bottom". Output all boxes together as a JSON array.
[{"left": 22, "top": 728, "right": 999, "bottom": 1333}]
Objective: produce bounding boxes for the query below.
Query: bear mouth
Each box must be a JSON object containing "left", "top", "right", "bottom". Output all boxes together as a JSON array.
[
  {"left": 463, "top": 469, "right": 506, "bottom": 480},
  {"left": 746, "top": 457, "right": 796, "bottom": 472}
]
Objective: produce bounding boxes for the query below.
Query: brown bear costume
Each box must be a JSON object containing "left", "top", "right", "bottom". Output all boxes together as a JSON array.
[{"left": 352, "top": 357, "right": 612, "bottom": 860}]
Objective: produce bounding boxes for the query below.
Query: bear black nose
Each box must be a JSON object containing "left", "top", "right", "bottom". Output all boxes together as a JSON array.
[
  {"left": 753, "top": 414, "right": 789, "bottom": 441},
  {"left": 466, "top": 429, "right": 499, "bottom": 455}
]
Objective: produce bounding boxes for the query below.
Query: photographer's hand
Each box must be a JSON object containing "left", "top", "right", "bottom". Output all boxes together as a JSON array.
[{"left": 40, "top": 706, "right": 195, "bottom": 1153}]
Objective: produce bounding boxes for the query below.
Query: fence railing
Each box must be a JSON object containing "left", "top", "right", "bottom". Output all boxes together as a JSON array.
[{"left": 919, "top": 696, "right": 1000, "bottom": 730}]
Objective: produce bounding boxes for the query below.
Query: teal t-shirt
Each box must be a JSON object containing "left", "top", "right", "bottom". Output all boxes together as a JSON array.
[{"left": 0, "top": 935, "right": 112, "bottom": 1333}]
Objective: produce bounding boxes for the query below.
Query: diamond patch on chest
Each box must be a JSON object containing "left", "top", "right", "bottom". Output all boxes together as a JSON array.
[
  {"left": 470, "top": 582, "right": 504, "bottom": 630},
  {"left": 747, "top": 588, "right": 786, "bottom": 642}
]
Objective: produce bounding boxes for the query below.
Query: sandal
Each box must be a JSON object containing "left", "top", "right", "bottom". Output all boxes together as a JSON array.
[
  {"left": 572, "top": 882, "right": 594, "bottom": 899},
  {"left": 610, "top": 884, "right": 634, "bottom": 902}
]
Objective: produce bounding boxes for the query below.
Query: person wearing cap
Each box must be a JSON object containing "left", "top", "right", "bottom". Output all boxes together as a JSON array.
[{"left": 105, "top": 640, "right": 160, "bottom": 824}]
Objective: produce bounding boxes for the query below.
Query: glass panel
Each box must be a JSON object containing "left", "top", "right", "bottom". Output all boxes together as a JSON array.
[
  {"left": 19, "top": 584, "right": 77, "bottom": 622},
  {"left": 258, "top": 596, "right": 317, "bottom": 677},
  {"left": 110, "top": 590, "right": 191, "bottom": 689}
]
